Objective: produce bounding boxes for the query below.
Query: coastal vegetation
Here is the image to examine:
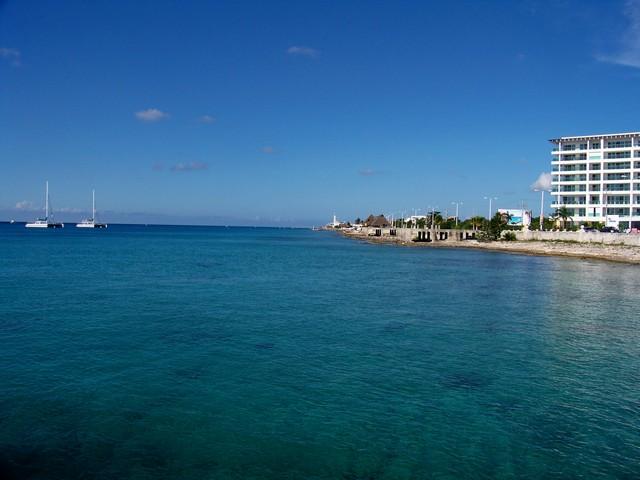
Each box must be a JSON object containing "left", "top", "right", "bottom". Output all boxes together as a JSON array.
[{"left": 554, "top": 206, "right": 574, "bottom": 230}]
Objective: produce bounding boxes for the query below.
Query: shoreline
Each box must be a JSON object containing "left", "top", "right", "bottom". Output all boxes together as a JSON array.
[{"left": 340, "top": 231, "right": 640, "bottom": 265}]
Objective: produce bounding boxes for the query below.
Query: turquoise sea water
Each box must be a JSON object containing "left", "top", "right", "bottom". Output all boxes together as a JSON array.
[{"left": 1, "top": 224, "right": 639, "bottom": 479}]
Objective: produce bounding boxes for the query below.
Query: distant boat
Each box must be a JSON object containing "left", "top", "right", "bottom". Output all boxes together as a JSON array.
[
  {"left": 76, "top": 189, "right": 107, "bottom": 228},
  {"left": 9, "top": 219, "right": 15, "bottom": 224},
  {"left": 25, "top": 181, "right": 64, "bottom": 228}
]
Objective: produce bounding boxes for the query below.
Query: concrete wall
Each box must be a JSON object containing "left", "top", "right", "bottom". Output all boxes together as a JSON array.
[
  {"left": 515, "top": 230, "right": 640, "bottom": 246},
  {"left": 362, "top": 227, "right": 476, "bottom": 242},
  {"left": 360, "top": 226, "right": 640, "bottom": 246}
]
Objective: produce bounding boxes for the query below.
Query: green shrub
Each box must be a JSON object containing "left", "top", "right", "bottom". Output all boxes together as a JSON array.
[{"left": 503, "top": 231, "right": 517, "bottom": 241}]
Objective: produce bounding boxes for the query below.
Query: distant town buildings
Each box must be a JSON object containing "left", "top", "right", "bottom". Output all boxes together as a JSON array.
[{"left": 550, "top": 132, "right": 640, "bottom": 229}]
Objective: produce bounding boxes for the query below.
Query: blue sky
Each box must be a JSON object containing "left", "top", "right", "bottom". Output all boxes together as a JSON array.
[{"left": 2, "top": 0, "right": 640, "bottom": 226}]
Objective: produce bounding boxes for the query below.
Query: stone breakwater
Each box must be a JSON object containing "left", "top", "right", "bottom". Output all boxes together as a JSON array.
[{"left": 341, "top": 229, "right": 640, "bottom": 264}]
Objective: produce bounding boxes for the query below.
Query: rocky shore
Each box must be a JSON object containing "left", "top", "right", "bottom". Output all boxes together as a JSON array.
[{"left": 341, "top": 230, "right": 640, "bottom": 264}]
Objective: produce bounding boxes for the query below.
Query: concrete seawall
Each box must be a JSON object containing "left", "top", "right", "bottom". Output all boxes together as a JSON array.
[
  {"left": 358, "top": 226, "right": 640, "bottom": 247},
  {"left": 515, "top": 230, "right": 640, "bottom": 246},
  {"left": 360, "top": 227, "right": 477, "bottom": 243},
  {"left": 342, "top": 227, "right": 640, "bottom": 264}
]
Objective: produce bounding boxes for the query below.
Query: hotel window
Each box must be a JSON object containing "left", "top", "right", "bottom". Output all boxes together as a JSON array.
[
  {"left": 563, "top": 154, "right": 576, "bottom": 160},
  {"left": 607, "top": 195, "right": 630, "bottom": 204},
  {"left": 606, "top": 207, "right": 630, "bottom": 216},
  {"left": 578, "top": 153, "right": 587, "bottom": 160},
  {"left": 590, "top": 173, "right": 601, "bottom": 181},
  {"left": 590, "top": 142, "right": 601, "bottom": 149},
  {"left": 607, "top": 140, "right": 632, "bottom": 148},
  {"left": 589, "top": 163, "right": 601, "bottom": 170},
  {"left": 606, "top": 172, "right": 630, "bottom": 180},
  {"left": 606, "top": 151, "right": 631, "bottom": 159},
  {"left": 590, "top": 184, "right": 601, "bottom": 191},
  {"left": 562, "top": 144, "right": 576, "bottom": 151},
  {"left": 635, "top": 195, "right": 640, "bottom": 203},
  {"left": 635, "top": 184, "right": 640, "bottom": 191},
  {"left": 605, "top": 162, "right": 631, "bottom": 169},
  {"left": 561, "top": 164, "right": 586, "bottom": 172},
  {"left": 590, "top": 195, "right": 600, "bottom": 204},
  {"left": 605, "top": 183, "right": 630, "bottom": 191},
  {"left": 579, "top": 143, "right": 588, "bottom": 150}
]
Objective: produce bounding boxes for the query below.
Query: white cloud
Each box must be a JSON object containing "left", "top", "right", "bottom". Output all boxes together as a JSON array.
[
  {"left": 199, "top": 115, "right": 216, "bottom": 123},
  {"left": 358, "top": 168, "right": 380, "bottom": 177},
  {"left": 287, "top": 46, "right": 319, "bottom": 57},
  {"left": 15, "top": 200, "right": 34, "bottom": 210},
  {"left": 135, "top": 108, "right": 169, "bottom": 122},
  {"left": 0, "top": 47, "right": 21, "bottom": 66},
  {"left": 170, "top": 161, "right": 208, "bottom": 172},
  {"left": 596, "top": 0, "right": 640, "bottom": 68},
  {"left": 531, "top": 172, "right": 553, "bottom": 191}
]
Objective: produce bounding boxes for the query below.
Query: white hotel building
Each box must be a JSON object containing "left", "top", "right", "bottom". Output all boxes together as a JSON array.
[{"left": 550, "top": 132, "right": 640, "bottom": 229}]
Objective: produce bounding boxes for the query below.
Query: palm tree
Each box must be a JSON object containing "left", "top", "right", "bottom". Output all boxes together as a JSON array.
[
  {"left": 470, "top": 216, "right": 486, "bottom": 231},
  {"left": 554, "top": 206, "right": 573, "bottom": 230}
]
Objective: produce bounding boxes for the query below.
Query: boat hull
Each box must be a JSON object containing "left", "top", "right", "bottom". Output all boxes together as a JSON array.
[
  {"left": 25, "top": 222, "right": 64, "bottom": 228},
  {"left": 76, "top": 223, "right": 107, "bottom": 228}
]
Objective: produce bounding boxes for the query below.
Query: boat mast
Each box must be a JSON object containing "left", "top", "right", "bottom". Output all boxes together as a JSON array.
[
  {"left": 92, "top": 189, "right": 95, "bottom": 221},
  {"left": 45, "top": 181, "right": 49, "bottom": 220}
]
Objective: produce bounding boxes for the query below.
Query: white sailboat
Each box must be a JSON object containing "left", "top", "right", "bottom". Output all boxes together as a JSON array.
[
  {"left": 76, "top": 189, "right": 107, "bottom": 228},
  {"left": 25, "top": 181, "right": 64, "bottom": 228}
]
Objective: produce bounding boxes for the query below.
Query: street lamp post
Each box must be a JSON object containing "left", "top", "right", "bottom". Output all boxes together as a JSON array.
[
  {"left": 534, "top": 187, "right": 551, "bottom": 231},
  {"left": 535, "top": 189, "right": 545, "bottom": 231},
  {"left": 484, "top": 196, "right": 498, "bottom": 219},
  {"left": 428, "top": 206, "right": 438, "bottom": 229},
  {"left": 451, "top": 201, "right": 463, "bottom": 227}
]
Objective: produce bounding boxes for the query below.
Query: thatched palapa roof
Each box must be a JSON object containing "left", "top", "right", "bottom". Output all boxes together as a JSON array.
[{"left": 364, "top": 214, "right": 390, "bottom": 228}]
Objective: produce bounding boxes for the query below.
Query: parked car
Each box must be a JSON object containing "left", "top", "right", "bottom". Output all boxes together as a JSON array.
[
  {"left": 583, "top": 227, "right": 597, "bottom": 232},
  {"left": 599, "top": 226, "right": 619, "bottom": 233}
]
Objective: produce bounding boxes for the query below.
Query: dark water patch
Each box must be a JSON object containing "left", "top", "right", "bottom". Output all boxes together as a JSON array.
[
  {"left": 482, "top": 398, "right": 524, "bottom": 417},
  {"left": 134, "top": 443, "right": 170, "bottom": 471},
  {"left": 0, "top": 436, "right": 87, "bottom": 480},
  {"left": 0, "top": 445, "right": 44, "bottom": 480},
  {"left": 121, "top": 409, "right": 147, "bottom": 423},
  {"left": 157, "top": 329, "right": 232, "bottom": 346},
  {"left": 174, "top": 365, "right": 206, "bottom": 381},
  {"left": 255, "top": 342, "right": 275, "bottom": 350},
  {"left": 381, "top": 321, "right": 411, "bottom": 333},
  {"left": 527, "top": 411, "right": 581, "bottom": 452},
  {"left": 193, "top": 260, "right": 223, "bottom": 269},
  {"left": 341, "top": 460, "right": 388, "bottom": 480},
  {"left": 0, "top": 316, "right": 38, "bottom": 333},
  {"left": 440, "top": 371, "right": 492, "bottom": 390}
]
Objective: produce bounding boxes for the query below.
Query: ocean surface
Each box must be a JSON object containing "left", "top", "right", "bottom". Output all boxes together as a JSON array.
[{"left": 1, "top": 224, "right": 639, "bottom": 479}]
